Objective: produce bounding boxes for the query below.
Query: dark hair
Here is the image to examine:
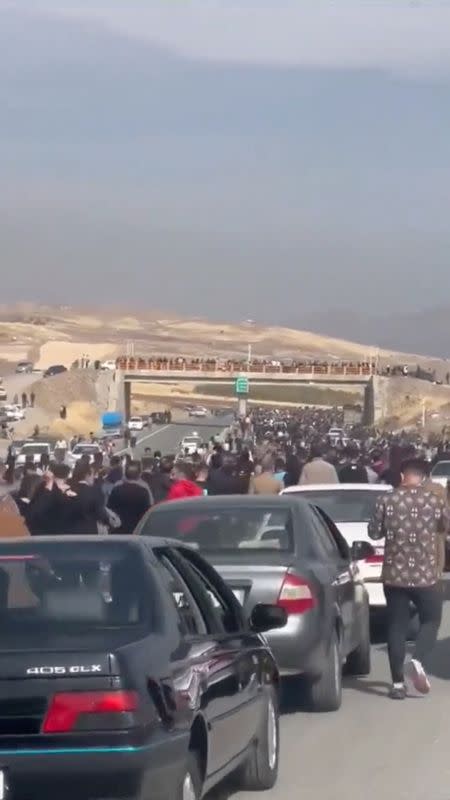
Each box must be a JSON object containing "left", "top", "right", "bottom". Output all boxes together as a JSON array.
[
  {"left": 72, "top": 462, "right": 93, "bottom": 483},
  {"left": 401, "top": 458, "right": 428, "bottom": 479},
  {"left": 125, "top": 462, "right": 141, "bottom": 482},
  {"left": 50, "top": 463, "right": 71, "bottom": 480},
  {"left": 174, "top": 460, "right": 195, "bottom": 480},
  {"left": 110, "top": 455, "right": 121, "bottom": 467},
  {"left": 160, "top": 456, "right": 174, "bottom": 475},
  {"left": 310, "top": 443, "right": 324, "bottom": 460},
  {"left": 18, "top": 472, "right": 42, "bottom": 501}
]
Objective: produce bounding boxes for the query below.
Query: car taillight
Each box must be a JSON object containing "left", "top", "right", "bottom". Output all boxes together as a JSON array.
[
  {"left": 277, "top": 573, "right": 315, "bottom": 615},
  {"left": 366, "top": 546, "right": 384, "bottom": 564},
  {"left": 43, "top": 691, "right": 139, "bottom": 733}
]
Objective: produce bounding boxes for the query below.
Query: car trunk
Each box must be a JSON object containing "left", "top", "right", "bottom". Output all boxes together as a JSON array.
[
  {"left": 0, "top": 650, "right": 117, "bottom": 739},
  {"left": 208, "top": 551, "right": 295, "bottom": 611}
]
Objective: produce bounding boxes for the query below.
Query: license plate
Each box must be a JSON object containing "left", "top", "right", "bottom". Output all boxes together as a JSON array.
[{"left": 232, "top": 589, "right": 245, "bottom": 605}]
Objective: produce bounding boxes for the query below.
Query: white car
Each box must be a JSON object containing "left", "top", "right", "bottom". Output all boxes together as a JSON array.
[
  {"left": 180, "top": 434, "right": 203, "bottom": 455},
  {"left": 2, "top": 405, "right": 25, "bottom": 421},
  {"left": 430, "top": 461, "right": 450, "bottom": 488},
  {"left": 67, "top": 443, "right": 102, "bottom": 466},
  {"left": 100, "top": 360, "right": 117, "bottom": 371},
  {"left": 281, "top": 483, "right": 392, "bottom": 612},
  {"left": 16, "top": 442, "right": 52, "bottom": 467},
  {"left": 188, "top": 406, "right": 207, "bottom": 418},
  {"left": 128, "top": 416, "right": 144, "bottom": 431}
]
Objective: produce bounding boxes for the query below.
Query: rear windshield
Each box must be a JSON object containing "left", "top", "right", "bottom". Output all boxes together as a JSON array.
[
  {"left": 142, "top": 507, "right": 295, "bottom": 552},
  {"left": 432, "top": 462, "right": 450, "bottom": 477},
  {"left": 73, "top": 445, "right": 99, "bottom": 454},
  {"left": 0, "top": 541, "right": 151, "bottom": 644},
  {"left": 21, "top": 445, "right": 49, "bottom": 455},
  {"left": 295, "top": 490, "right": 389, "bottom": 523}
]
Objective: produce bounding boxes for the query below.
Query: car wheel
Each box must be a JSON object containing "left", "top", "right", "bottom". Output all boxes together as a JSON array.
[
  {"left": 175, "top": 752, "right": 202, "bottom": 800},
  {"left": 307, "top": 630, "right": 342, "bottom": 712},
  {"left": 345, "top": 608, "right": 371, "bottom": 676},
  {"left": 235, "top": 685, "right": 279, "bottom": 791}
]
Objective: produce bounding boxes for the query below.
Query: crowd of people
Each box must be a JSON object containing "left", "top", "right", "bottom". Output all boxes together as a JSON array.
[
  {"left": 1, "top": 403, "right": 450, "bottom": 700},
  {"left": 2, "top": 405, "right": 449, "bottom": 539}
]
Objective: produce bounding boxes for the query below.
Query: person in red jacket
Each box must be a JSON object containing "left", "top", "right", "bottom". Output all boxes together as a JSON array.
[{"left": 166, "top": 461, "right": 203, "bottom": 502}]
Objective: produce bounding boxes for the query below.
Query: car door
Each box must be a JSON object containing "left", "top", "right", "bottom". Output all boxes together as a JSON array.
[
  {"left": 316, "top": 507, "right": 363, "bottom": 648},
  {"left": 165, "top": 545, "right": 264, "bottom": 774},
  {"left": 308, "top": 507, "right": 356, "bottom": 655}
]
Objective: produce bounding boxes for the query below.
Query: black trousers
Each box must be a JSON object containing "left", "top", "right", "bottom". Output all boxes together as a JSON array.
[{"left": 384, "top": 584, "right": 442, "bottom": 683}]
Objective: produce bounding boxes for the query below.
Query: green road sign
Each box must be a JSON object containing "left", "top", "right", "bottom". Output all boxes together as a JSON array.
[{"left": 235, "top": 376, "right": 249, "bottom": 395}]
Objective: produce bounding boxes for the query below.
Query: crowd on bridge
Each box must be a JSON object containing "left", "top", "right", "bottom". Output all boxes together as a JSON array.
[{"left": 114, "top": 355, "right": 446, "bottom": 384}]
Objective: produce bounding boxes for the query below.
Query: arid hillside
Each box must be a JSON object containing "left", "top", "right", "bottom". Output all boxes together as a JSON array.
[{"left": 0, "top": 306, "right": 445, "bottom": 371}]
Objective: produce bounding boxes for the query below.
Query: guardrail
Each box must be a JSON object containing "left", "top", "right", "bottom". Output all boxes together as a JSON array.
[{"left": 116, "top": 357, "right": 376, "bottom": 377}]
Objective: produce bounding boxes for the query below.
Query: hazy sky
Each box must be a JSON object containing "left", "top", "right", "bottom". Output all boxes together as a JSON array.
[{"left": 3, "top": 0, "right": 450, "bottom": 331}]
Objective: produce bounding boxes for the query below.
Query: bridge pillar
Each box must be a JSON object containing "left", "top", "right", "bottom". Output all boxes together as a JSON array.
[
  {"left": 124, "top": 380, "right": 131, "bottom": 421},
  {"left": 237, "top": 397, "right": 248, "bottom": 418}
]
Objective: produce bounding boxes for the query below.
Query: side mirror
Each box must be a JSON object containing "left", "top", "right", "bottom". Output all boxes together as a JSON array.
[
  {"left": 250, "top": 603, "right": 287, "bottom": 634},
  {"left": 351, "top": 540, "right": 375, "bottom": 562}
]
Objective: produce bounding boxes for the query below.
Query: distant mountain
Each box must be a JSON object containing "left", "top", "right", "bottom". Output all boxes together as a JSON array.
[{"left": 289, "top": 309, "right": 450, "bottom": 360}]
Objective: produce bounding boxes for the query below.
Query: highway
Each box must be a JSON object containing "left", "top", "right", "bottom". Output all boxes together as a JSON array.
[
  {"left": 208, "top": 594, "right": 450, "bottom": 800},
  {"left": 126, "top": 416, "right": 233, "bottom": 459}
]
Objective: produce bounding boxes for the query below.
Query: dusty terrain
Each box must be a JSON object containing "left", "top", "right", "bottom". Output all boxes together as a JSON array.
[
  {"left": 0, "top": 305, "right": 446, "bottom": 369},
  {"left": 1, "top": 306, "right": 450, "bottom": 432}
]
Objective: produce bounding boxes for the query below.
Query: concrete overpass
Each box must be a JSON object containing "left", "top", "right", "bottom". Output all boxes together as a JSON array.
[{"left": 111, "top": 363, "right": 376, "bottom": 425}]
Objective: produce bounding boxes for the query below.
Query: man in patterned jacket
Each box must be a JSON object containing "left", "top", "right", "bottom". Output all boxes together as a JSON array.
[{"left": 369, "top": 458, "right": 448, "bottom": 700}]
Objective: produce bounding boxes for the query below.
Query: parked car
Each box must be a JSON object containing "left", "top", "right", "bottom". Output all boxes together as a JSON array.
[
  {"left": 138, "top": 495, "right": 372, "bottom": 712},
  {"left": 281, "top": 484, "right": 392, "bottom": 614},
  {"left": 128, "top": 416, "right": 144, "bottom": 432},
  {"left": 180, "top": 433, "right": 203, "bottom": 455},
  {"left": 16, "top": 441, "right": 52, "bottom": 468},
  {"left": 1, "top": 404, "right": 26, "bottom": 422},
  {"left": 188, "top": 406, "right": 207, "bottom": 418},
  {"left": 43, "top": 364, "right": 67, "bottom": 378},
  {"left": 430, "top": 460, "right": 450, "bottom": 489},
  {"left": 0, "top": 536, "right": 286, "bottom": 800},
  {"left": 66, "top": 442, "right": 102, "bottom": 467},
  {"left": 0, "top": 404, "right": 25, "bottom": 422},
  {"left": 15, "top": 361, "right": 34, "bottom": 374}
]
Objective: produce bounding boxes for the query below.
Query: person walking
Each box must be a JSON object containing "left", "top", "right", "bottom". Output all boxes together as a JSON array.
[
  {"left": 249, "top": 456, "right": 283, "bottom": 495},
  {"left": 30, "top": 392, "right": 35, "bottom": 408},
  {"left": 107, "top": 462, "right": 152, "bottom": 533},
  {"left": 21, "top": 392, "right": 27, "bottom": 409},
  {"left": 369, "top": 458, "right": 448, "bottom": 700},
  {"left": 299, "top": 444, "right": 339, "bottom": 485}
]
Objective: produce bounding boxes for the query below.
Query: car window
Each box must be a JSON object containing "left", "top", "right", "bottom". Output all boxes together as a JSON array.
[
  {"left": 0, "top": 541, "right": 154, "bottom": 647},
  {"left": 141, "top": 506, "right": 296, "bottom": 553},
  {"left": 432, "top": 462, "right": 450, "bottom": 477},
  {"left": 315, "top": 507, "right": 350, "bottom": 561},
  {"left": 154, "top": 552, "right": 206, "bottom": 637},
  {"left": 295, "top": 489, "right": 389, "bottom": 522},
  {"left": 308, "top": 508, "right": 341, "bottom": 561},
  {"left": 164, "top": 547, "right": 242, "bottom": 636}
]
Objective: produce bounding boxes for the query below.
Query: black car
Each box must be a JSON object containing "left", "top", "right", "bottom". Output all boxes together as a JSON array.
[
  {"left": 43, "top": 364, "right": 67, "bottom": 378},
  {"left": 0, "top": 535, "right": 285, "bottom": 800},
  {"left": 138, "top": 495, "right": 373, "bottom": 712}
]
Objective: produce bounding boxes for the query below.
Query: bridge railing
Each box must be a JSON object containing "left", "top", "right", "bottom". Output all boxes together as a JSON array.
[{"left": 116, "top": 356, "right": 376, "bottom": 377}]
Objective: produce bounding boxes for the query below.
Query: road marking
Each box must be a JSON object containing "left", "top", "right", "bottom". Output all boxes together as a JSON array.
[{"left": 116, "top": 424, "right": 172, "bottom": 455}]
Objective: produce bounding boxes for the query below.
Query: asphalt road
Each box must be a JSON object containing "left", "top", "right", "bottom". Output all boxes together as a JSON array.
[
  {"left": 127, "top": 415, "right": 233, "bottom": 459},
  {"left": 208, "top": 593, "right": 450, "bottom": 800}
]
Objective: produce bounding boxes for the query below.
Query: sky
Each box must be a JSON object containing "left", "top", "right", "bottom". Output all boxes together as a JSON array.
[{"left": 3, "top": 0, "right": 450, "bottom": 349}]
